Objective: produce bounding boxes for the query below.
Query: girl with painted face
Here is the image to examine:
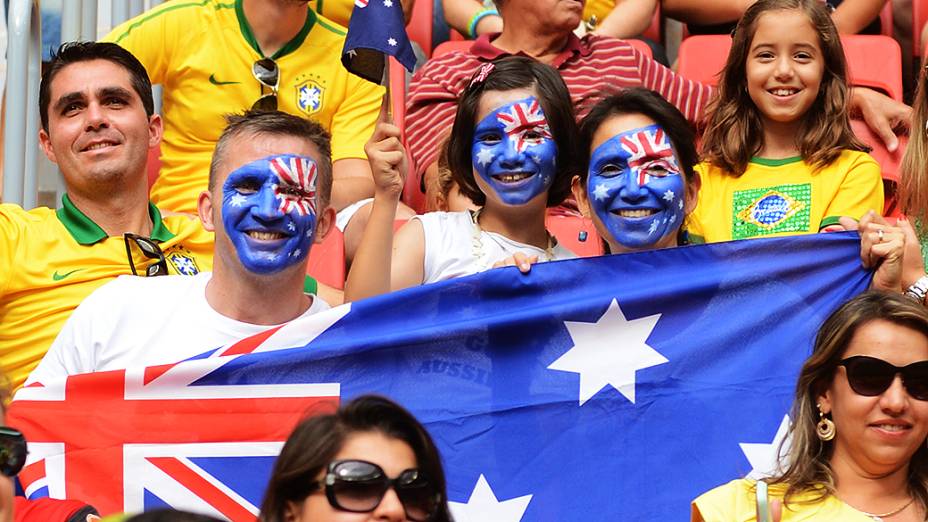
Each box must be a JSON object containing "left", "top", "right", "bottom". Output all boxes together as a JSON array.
[
  {"left": 689, "top": 0, "right": 883, "bottom": 244},
  {"left": 345, "top": 56, "right": 579, "bottom": 300},
  {"left": 571, "top": 88, "right": 700, "bottom": 255}
]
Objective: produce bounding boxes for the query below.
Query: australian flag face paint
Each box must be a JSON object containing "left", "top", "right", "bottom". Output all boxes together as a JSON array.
[
  {"left": 221, "top": 154, "right": 318, "bottom": 274},
  {"left": 587, "top": 124, "right": 685, "bottom": 250},
  {"left": 471, "top": 96, "right": 557, "bottom": 206}
]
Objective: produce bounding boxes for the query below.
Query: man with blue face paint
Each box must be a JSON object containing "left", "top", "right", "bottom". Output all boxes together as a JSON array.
[
  {"left": 587, "top": 124, "right": 686, "bottom": 250},
  {"left": 27, "top": 111, "right": 339, "bottom": 385},
  {"left": 471, "top": 96, "right": 558, "bottom": 206}
]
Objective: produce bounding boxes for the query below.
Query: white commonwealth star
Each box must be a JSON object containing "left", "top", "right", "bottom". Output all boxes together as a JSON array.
[
  {"left": 548, "top": 299, "right": 667, "bottom": 405},
  {"left": 229, "top": 193, "right": 247, "bottom": 207},
  {"left": 449, "top": 475, "right": 532, "bottom": 522},
  {"left": 662, "top": 189, "right": 675, "bottom": 202},
  {"left": 592, "top": 183, "right": 609, "bottom": 201},
  {"left": 384, "top": 0, "right": 394, "bottom": 5},
  {"left": 740, "top": 414, "right": 792, "bottom": 479},
  {"left": 388, "top": 37, "right": 398, "bottom": 47},
  {"left": 476, "top": 148, "right": 494, "bottom": 166},
  {"left": 648, "top": 219, "right": 659, "bottom": 234}
]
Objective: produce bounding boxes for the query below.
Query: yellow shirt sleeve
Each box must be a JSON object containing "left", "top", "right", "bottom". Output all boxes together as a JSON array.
[
  {"left": 820, "top": 152, "right": 884, "bottom": 228},
  {"left": 0, "top": 205, "right": 26, "bottom": 298},
  {"left": 102, "top": 3, "right": 185, "bottom": 85},
  {"left": 330, "top": 73, "right": 384, "bottom": 162},
  {"left": 692, "top": 479, "right": 757, "bottom": 522}
]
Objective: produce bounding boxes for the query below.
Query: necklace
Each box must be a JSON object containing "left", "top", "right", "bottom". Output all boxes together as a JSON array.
[
  {"left": 470, "top": 208, "right": 556, "bottom": 266},
  {"left": 854, "top": 498, "right": 914, "bottom": 521}
]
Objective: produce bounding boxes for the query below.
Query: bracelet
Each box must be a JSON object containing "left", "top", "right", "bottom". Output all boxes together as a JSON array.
[
  {"left": 467, "top": 8, "right": 499, "bottom": 39},
  {"left": 905, "top": 275, "right": 928, "bottom": 305}
]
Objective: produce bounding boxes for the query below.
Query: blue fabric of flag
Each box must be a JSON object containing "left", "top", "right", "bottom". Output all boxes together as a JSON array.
[
  {"left": 342, "top": 0, "right": 417, "bottom": 83},
  {"left": 198, "top": 233, "right": 871, "bottom": 520}
]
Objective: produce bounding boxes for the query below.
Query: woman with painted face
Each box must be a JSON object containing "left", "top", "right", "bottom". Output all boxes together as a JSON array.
[
  {"left": 693, "top": 292, "right": 928, "bottom": 522},
  {"left": 345, "top": 56, "right": 579, "bottom": 301},
  {"left": 259, "top": 395, "right": 452, "bottom": 522},
  {"left": 574, "top": 88, "right": 699, "bottom": 255}
]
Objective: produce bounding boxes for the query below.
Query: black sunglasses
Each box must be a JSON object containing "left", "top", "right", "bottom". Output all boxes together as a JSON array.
[
  {"left": 124, "top": 233, "right": 169, "bottom": 277},
  {"left": 838, "top": 356, "right": 928, "bottom": 401},
  {"left": 0, "top": 427, "right": 27, "bottom": 477},
  {"left": 311, "top": 460, "right": 440, "bottom": 521},
  {"left": 252, "top": 57, "right": 279, "bottom": 111}
]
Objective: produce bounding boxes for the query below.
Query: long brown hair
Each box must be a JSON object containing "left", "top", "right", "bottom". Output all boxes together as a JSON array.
[
  {"left": 899, "top": 63, "right": 928, "bottom": 223},
  {"left": 700, "top": 0, "right": 867, "bottom": 177},
  {"left": 769, "top": 292, "right": 928, "bottom": 511}
]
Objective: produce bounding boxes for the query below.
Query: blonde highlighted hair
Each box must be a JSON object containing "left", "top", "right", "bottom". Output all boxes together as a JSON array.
[
  {"left": 700, "top": 0, "right": 867, "bottom": 177},
  {"left": 769, "top": 292, "right": 928, "bottom": 511},
  {"left": 900, "top": 64, "right": 928, "bottom": 223}
]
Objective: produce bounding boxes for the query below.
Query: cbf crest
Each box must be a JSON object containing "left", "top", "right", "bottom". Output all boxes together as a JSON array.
[
  {"left": 732, "top": 183, "right": 812, "bottom": 239},
  {"left": 295, "top": 79, "right": 324, "bottom": 115},
  {"left": 164, "top": 246, "right": 201, "bottom": 276}
]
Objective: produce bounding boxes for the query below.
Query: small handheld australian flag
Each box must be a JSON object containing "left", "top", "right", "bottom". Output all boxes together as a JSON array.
[{"left": 342, "top": 0, "right": 417, "bottom": 84}]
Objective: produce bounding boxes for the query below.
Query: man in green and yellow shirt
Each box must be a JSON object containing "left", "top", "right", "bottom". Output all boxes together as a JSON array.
[{"left": 0, "top": 41, "right": 213, "bottom": 388}]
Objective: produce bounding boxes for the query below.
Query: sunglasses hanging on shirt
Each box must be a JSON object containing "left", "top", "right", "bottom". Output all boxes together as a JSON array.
[
  {"left": 252, "top": 57, "right": 279, "bottom": 111},
  {"left": 124, "top": 233, "right": 169, "bottom": 277}
]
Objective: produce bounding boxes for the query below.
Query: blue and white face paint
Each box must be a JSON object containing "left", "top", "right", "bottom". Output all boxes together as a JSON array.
[
  {"left": 587, "top": 124, "right": 685, "bottom": 249},
  {"left": 471, "top": 96, "right": 557, "bottom": 205},
  {"left": 221, "top": 154, "right": 318, "bottom": 274}
]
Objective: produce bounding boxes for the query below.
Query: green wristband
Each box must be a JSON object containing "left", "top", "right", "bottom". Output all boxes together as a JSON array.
[{"left": 467, "top": 8, "right": 499, "bottom": 39}]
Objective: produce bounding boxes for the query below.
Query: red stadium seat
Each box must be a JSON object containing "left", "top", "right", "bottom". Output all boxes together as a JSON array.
[
  {"left": 677, "top": 34, "right": 903, "bottom": 101},
  {"left": 307, "top": 226, "right": 347, "bottom": 289},
  {"left": 879, "top": 1, "right": 894, "bottom": 37},
  {"left": 850, "top": 119, "right": 907, "bottom": 218},
  {"left": 546, "top": 213, "right": 604, "bottom": 257},
  {"left": 407, "top": 0, "right": 434, "bottom": 57},
  {"left": 641, "top": 4, "right": 662, "bottom": 44}
]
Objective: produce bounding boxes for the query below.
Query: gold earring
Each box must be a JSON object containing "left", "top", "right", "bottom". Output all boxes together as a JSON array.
[{"left": 816, "top": 403, "right": 836, "bottom": 441}]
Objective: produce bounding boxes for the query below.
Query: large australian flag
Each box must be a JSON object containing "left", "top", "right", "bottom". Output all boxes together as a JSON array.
[{"left": 9, "top": 234, "right": 870, "bottom": 520}]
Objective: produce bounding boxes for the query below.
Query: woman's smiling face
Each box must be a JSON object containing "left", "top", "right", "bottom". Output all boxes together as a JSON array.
[{"left": 581, "top": 112, "right": 696, "bottom": 253}]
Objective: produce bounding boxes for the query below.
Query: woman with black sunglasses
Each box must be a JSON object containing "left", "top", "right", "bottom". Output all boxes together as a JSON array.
[
  {"left": 259, "top": 395, "right": 452, "bottom": 522},
  {"left": 693, "top": 291, "right": 928, "bottom": 522}
]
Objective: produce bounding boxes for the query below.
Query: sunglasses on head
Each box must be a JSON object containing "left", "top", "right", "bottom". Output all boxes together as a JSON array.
[
  {"left": 124, "top": 233, "right": 168, "bottom": 277},
  {"left": 252, "top": 57, "right": 279, "bottom": 111},
  {"left": 0, "top": 427, "right": 27, "bottom": 477},
  {"left": 312, "top": 459, "right": 440, "bottom": 521},
  {"left": 838, "top": 355, "right": 928, "bottom": 400}
]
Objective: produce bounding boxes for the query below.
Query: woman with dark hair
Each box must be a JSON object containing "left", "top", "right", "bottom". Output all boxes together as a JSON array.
[
  {"left": 345, "top": 55, "right": 578, "bottom": 300},
  {"left": 693, "top": 292, "right": 928, "bottom": 521},
  {"left": 573, "top": 87, "right": 700, "bottom": 255},
  {"left": 259, "top": 395, "right": 452, "bottom": 522}
]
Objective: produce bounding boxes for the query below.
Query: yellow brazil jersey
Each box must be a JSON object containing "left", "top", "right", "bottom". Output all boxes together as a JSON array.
[
  {"left": 104, "top": 0, "right": 384, "bottom": 214},
  {"left": 0, "top": 196, "right": 213, "bottom": 389},
  {"left": 692, "top": 479, "right": 876, "bottom": 521},
  {"left": 687, "top": 150, "right": 883, "bottom": 244},
  {"left": 308, "top": 0, "right": 352, "bottom": 28}
]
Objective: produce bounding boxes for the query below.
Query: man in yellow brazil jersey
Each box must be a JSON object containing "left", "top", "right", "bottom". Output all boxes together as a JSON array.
[{"left": 0, "top": 42, "right": 213, "bottom": 389}]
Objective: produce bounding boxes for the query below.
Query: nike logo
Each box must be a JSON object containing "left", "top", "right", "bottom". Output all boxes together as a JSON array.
[
  {"left": 209, "top": 74, "right": 240, "bottom": 86},
  {"left": 52, "top": 269, "right": 82, "bottom": 281}
]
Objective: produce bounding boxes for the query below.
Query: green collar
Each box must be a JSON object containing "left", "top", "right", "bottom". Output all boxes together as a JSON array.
[
  {"left": 235, "top": 0, "right": 316, "bottom": 59},
  {"left": 56, "top": 194, "right": 176, "bottom": 245},
  {"left": 750, "top": 156, "right": 803, "bottom": 167}
]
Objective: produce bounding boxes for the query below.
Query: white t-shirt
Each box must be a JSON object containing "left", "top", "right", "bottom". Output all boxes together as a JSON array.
[
  {"left": 415, "top": 211, "right": 576, "bottom": 284},
  {"left": 25, "top": 272, "right": 330, "bottom": 385}
]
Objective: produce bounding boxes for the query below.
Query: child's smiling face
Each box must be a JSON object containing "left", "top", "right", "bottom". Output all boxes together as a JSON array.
[{"left": 745, "top": 9, "right": 825, "bottom": 131}]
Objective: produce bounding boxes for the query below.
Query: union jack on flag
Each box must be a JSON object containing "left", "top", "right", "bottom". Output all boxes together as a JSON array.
[
  {"left": 9, "top": 321, "right": 345, "bottom": 520},
  {"left": 355, "top": 0, "right": 369, "bottom": 8},
  {"left": 497, "top": 98, "right": 553, "bottom": 153},
  {"left": 269, "top": 155, "right": 317, "bottom": 217},
  {"left": 619, "top": 126, "right": 677, "bottom": 186}
]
